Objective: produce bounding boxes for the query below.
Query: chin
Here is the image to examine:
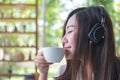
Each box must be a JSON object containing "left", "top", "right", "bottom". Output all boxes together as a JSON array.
[
  {"left": 66, "top": 56, "right": 73, "bottom": 60},
  {"left": 65, "top": 53, "right": 73, "bottom": 60}
]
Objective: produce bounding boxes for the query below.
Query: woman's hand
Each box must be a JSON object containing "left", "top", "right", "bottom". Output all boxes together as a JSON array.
[{"left": 34, "top": 51, "right": 53, "bottom": 77}]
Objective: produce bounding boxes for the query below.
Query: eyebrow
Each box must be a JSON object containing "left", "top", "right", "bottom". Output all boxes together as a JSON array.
[{"left": 66, "top": 25, "right": 75, "bottom": 29}]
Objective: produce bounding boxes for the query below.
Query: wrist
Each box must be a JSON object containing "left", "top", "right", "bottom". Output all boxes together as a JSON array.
[
  {"left": 39, "top": 73, "right": 48, "bottom": 80},
  {"left": 39, "top": 67, "right": 49, "bottom": 75}
]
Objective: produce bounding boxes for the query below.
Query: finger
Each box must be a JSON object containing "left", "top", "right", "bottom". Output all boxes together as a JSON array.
[
  {"left": 37, "top": 62, "right": 53, "bottom": 68},
  {"left": 34, "top": 58, "right": 53, "bottom": 65},
  {"left": 35, "top": 57, "right": 50, "bottom": 65},
  {"left": 38, "top": 49, "right": 44, "bottom": 54},
  {"left": 37, "top": 51, "right": 43, "bottom": 56},
  {"left": 35, "top": 55, "right": 47, "bottom": 62},
  {"left": 35, "top": 59, "right": 53, "bottom": 67}
]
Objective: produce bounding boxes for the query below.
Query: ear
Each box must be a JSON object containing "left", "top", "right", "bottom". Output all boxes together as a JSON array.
[{"left": 88, "top": 23, "right": 105, "bottom": 43}]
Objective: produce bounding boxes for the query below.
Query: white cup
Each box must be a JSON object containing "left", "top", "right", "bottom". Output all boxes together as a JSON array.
[{"left": 40, "top": 47, "right": 65, "bottom": 63}]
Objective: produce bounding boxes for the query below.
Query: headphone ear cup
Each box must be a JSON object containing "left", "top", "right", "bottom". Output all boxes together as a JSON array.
[{"left": 88, "top": 23, "right": 105, "bottom": 43}]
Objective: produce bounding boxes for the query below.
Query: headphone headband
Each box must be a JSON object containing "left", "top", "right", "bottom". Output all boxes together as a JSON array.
[
  {"left": 88, "top": 6, "right": 106, "bottom": 44},
  {"left": 99, "top": 6, "right": 105, "bottom": 24}
]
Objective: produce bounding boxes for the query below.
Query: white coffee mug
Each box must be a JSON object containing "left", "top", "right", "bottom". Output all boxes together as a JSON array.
[{"left": 40, "top": 47, "right": 65, "bottom": 63}]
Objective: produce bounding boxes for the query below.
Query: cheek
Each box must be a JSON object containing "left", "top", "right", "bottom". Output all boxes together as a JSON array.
[
  {"left": 66, "top": 32, "right": 77, "bottom": 60},
  {"left": 72, "top": 32, "right": 78, "bottom": 52},
  {"left": 71, "top": 32, "right": 77, "bottom": 46}
]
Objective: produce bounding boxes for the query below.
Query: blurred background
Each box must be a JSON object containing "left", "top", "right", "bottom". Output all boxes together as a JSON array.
[{"left": 0, "top": 0, "right": 120, "bottom": 80}]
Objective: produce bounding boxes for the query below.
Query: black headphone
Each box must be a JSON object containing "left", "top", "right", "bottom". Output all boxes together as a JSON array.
[{"left": 88, "top": 7, "right": 106, "bottom": 44}]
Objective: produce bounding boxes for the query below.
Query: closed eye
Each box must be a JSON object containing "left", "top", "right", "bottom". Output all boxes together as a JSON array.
[
  {"left": 67, "top": 30, "right": 73, "bottom": 34},
  {"left": 66, "top": 25, "right": 75, "bottom": 34}
]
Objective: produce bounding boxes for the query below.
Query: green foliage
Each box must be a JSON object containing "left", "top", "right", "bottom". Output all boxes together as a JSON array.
[{"left": 39, "top": 0, "right": 63, "bottom": 47}]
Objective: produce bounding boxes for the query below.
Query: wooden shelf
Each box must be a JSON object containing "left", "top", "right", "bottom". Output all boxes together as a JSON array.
[
  {"left": 0, "top": 18, "right": 36, "bottom": 21},
  {"left": 0, "top": 60, "right": 34, "bottom": 62},
  {"left": 0, "top": 73, "right": 34, "bottom": 77},
  {"left": 0, "top": 3, "right": 36, "bottom": 8},
  {"left": 0, "top": 32, "right": 36, "bottom": 34},
  {"left": 0, "top": 0, "right": 38, "bottom": 78},
  {"left": 0, "top": 46, "right": 36, "bottom": 48}
]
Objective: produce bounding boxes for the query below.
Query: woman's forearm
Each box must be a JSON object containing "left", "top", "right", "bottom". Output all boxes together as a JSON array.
[{"left": 39, "top": 73, "right": 48, "bottom": 80}]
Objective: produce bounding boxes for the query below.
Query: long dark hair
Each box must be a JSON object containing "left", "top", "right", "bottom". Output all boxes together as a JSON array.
[{"left": 56, "top": 6, "right": 120, "bottom": 80}]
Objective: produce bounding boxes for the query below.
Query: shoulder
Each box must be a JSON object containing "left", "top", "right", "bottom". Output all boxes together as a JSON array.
[
  {"left": 115, "top": 57, "right": 120, "bottom": 80},
  {"left": 115, "top": 58, "right": 120, "bottom": 70},
  {"left": 54, "top": 64, "right": 66, "bottom": 77}
]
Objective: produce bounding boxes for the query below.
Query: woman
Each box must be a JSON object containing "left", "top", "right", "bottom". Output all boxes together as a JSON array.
[{"left": 35, "top": 6, "right": 120, "bottom": 80}]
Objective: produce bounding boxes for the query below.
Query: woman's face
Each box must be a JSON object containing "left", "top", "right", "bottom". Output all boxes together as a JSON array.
[{"left": 62, "top": 14, "right": 78, "bottom": 60}]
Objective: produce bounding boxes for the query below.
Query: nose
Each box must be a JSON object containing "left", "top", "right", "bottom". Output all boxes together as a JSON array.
[{"left": 62, "top": 35, "right": 68, "bottom": 45}]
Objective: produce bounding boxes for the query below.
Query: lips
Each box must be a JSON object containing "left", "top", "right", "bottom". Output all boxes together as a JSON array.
[
  {"left": 64, "top": 47, "right": 71, "bottom": 59},
  {"left": 64, "top": 46, "right": 71, "bottom": 52},
  {"left": 64, "top": 46, "right": 71, "bottom": 49}
]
